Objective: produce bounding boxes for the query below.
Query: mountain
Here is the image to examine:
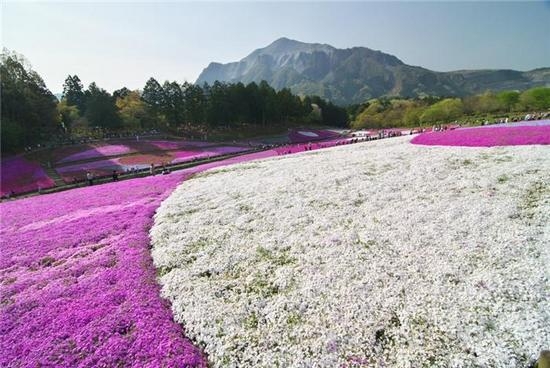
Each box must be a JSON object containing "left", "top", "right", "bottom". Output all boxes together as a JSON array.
[{"left": 196, "top": 37, "right": 550, "bottom": 105}]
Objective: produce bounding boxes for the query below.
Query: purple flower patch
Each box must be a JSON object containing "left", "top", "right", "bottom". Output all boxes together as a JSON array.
[
  {"left": 1, "top": 139, "right": 361, "bottom": 367},
  {"left": 1, "top": 156, "right": 55, "bottom": 196},
  {"left": 411, "top": 124, "right": 550, "bottom": 147},
  {"left": 57, "top": 145, "right": 132, "bottom": 164},
  {"left": 0, "top": 173, "right": 207, "bottom": 367}
]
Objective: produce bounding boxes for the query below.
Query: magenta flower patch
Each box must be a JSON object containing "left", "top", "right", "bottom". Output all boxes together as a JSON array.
[
  {"left": 0, "top": 156, "right": 55, "bottom": 196},
  {"left": 56, "top": 159, "right": 126, "bottom": 182},
  {"left": 170, "top": 147, "right": 248, "bottom": 164},
  {"left": 57, "top": 145, "right": 132, "bottom": 164},
  {"left": 1, "top": 144, "right": 338, "bottom": 367},
  {"left": 411, "top": 125, "right": 550, "bottom": 147},
  {"left": 0, "top": 173, "right": 207, "bottom": 367}
]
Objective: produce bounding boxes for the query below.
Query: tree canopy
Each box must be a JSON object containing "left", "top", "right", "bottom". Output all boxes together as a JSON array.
[
  {"left": 351, "top": 87, "right": 550, "bottom": 129},
  {"left": 1, "top": 50, "right": 58, "bottom": 153}
]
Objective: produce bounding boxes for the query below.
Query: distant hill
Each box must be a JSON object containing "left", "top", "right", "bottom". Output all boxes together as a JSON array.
[{"left": 196, "top": 37, "right": 550, "bottom": 105}]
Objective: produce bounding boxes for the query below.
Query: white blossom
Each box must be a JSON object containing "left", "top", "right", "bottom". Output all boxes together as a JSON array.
[{"left": 151, "top": 137, "right": 550, "bottom": 367}]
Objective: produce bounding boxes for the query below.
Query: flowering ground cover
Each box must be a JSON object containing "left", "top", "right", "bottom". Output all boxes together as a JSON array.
[
  {"left": 272, "top": 139, "right": 356, "bottom": 155},
  {"left": 288, "top": 129, "right": 341, "bottom": 143},
  {"left": 55, "top": 158, "right": 126, "bottom": 182},
  {"left": 0, "top": 173, "right": 207, "bottom": 367},
  {"left": 1, "top": 140, "right": 338, "bottom": 367},
  {"left": 171, "top": 146, "right": 248, "bottom": 164},
  {"left": 54, "top": 140, "right": 221, "bottom": 165},
  {"left": 476, "top": 119, "right": 550, "bottom": 128},
  {"left": 151, "top": 136, "right": 549, "bottom": 367},
  {"left": 411, "top": 124, "right": 550, "bottom": 147},
  {"left": 0, "top": 156, "right": 55, "bottom": 196},
  {"left": 55, "top": 146, "right": 251, "bottom": 182},
  {"left": 57, "top": 145, "right": 132, "bottom": 164}
]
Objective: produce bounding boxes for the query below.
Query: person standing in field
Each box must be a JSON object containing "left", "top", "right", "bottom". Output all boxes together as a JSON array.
[{"left": 86, "top": 171, "right": 94, "bottom": 186}]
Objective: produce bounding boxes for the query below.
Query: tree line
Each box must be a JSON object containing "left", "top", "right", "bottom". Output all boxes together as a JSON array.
[
  {"left": 2, "top": 49, "right": 549, "bottom": 154},
  {"left": 60, "top": 77, "right": 348, "bottom": 133},
  {"left": 350, "top": 88, "right": 550, "bottom": 130},
  {"left": 1, "top": 50, "right": 347, "bottom": 154}
]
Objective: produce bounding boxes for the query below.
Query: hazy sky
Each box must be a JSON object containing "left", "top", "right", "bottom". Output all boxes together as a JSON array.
[{"left": 2, "top": 1, "right": 550, "bottom": 93}]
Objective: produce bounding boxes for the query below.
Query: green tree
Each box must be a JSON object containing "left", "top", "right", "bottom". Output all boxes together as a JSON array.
[
  {"left": 57, "top": 100, "right": 80, "bottom": 133},
  {"left": 420, "top": 98, "right": 463, "bottom": 124},
  {"left": 162, "top": 81, "right": 185, "bottom": 127},
  {"left": 116, "top": 90, "right": 151, "bottom": 130},
  {"left": 519, "top": 87, "right": 550, "bottom": 110},
  {"left": 1, "top": 49, "right": 58, "bottom": 153},
  {"left": 113, "top": 87, "right": 131, "bottom": 100},
  {"left": 206, "top": 81, "right": 231, "bottom": 128},
  {"left": 142, "top": 78, "right": 165, "bottom": 111},
  {"left": 62, "top": 75, "right": 86, "bottom": 113},
  {"left": 183, "top": 82, "right": 206, "bottom": 125},
  {"left": 84, "top": 82, "right": 121, "bottom": 130},
  {"left": 496, "top": 90, "right": 520, "bottom": 112}
]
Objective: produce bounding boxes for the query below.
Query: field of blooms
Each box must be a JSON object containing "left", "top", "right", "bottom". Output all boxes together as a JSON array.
[
  {"left": 477, "top": 119, "right": 550, "bottom": 128},
  {"left": 0, "top": 173, "right": 208, "bottom": 367},
  {"left": 288, "top": 129, "right": 340, "bottom": 143},
  {"left": 1, "top": 141, "right": 338, "bottom": 367},
  {"left": 54, "top": 140, "right": 221, "bottom": 164},
  {"left": 55, "top": 146, "right": 251, "bottom": 182},
  {"left": 0, "top": 156, "right": 55, "bottom": 196},
  {"left": 171, "top": 146, "right": 248, "bottom": 164},
  {"left": 411, "top": 122, "right": 550, "bottom": 147},
  {"left": 151, "top": 136, "right": 550, "bottom": 367}
]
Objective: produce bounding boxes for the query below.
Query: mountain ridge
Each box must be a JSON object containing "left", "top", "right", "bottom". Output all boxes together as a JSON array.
[{"left": 196, "top": 37, "right": 550, "bottom": 105}]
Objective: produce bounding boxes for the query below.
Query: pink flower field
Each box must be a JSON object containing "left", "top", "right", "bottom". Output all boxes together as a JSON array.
[
  {"left": 1, "top": 156, "right": 55, "bottom": 196},
  {"left": 411, "top": 124, "right": 550, "bottom": 147},
  {"left": 57, "top": 145, "right": 132, "bottom": 164},
  {"left": 171, "top": 146, "right": 248, "bottom": 164},
  {"left": 0, "top": 144, "right": 329, "bottom": 367},
  {"left": 54, "top": 146, "right": 250, "bottom": 182},
  {"left": 0, "top": 173, "right": 207, "bottom": 367},
  {"left": 53, "top": 140, "right": 222, "bottom": 165},
  {"left": 55, "top": 158, "right": 126, "bottom": 182}
]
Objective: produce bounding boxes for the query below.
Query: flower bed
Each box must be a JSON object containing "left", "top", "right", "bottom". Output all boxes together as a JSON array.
[
  {"left": 151, "top": 136, "right": 549, "bottom": 367},
  {"left": 288, "top": 129, "right": 341, "bottom": 143},
  {"left": 0, "top": 174, "right": 207, "bottom": 367},
  {"left": 56, "top": 159, "right": 125, "bottom": 182},
  {"left": 170, "top": 146, "right": 248, "bottom": 164},
  {"left": 0, "top": 156, "right": 55, "bottom": 196},
  {"left": 57, "top": 145, "right": 132, "bottom": 163},
  {"left": 476, "top": 119, "right": 550, "bottom": 128},
  {"left": 411, "top": 124, "right": 550, "bottom": 147},
  {"left": 1, "top": 142, "right": 344, "bottom": 367},
  {"left": 55, "top": 147, "right": 249, "bottom": 182},
  {"left": 54, "top": 140, "right": 220, "bottom": 165}
]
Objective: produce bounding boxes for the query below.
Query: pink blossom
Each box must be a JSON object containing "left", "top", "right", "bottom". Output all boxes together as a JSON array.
[
  {"left": 1, "top": 144, "right": 335, "bottom": 366},
  {"left": 1, "top": 156, "right": 55, "bottom": 196},
  {"left": 411, "top": 124, "right": 550, "bottom": 147}
]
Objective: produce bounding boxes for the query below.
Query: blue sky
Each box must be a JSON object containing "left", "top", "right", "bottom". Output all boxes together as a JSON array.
[{"left": 2, "top": 1, "right": 549, "bottom": 93}]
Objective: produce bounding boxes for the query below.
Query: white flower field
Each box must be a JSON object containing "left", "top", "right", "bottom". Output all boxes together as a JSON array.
[{"left": 151, "top": 137, "right": 549, "bottom": 367}]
